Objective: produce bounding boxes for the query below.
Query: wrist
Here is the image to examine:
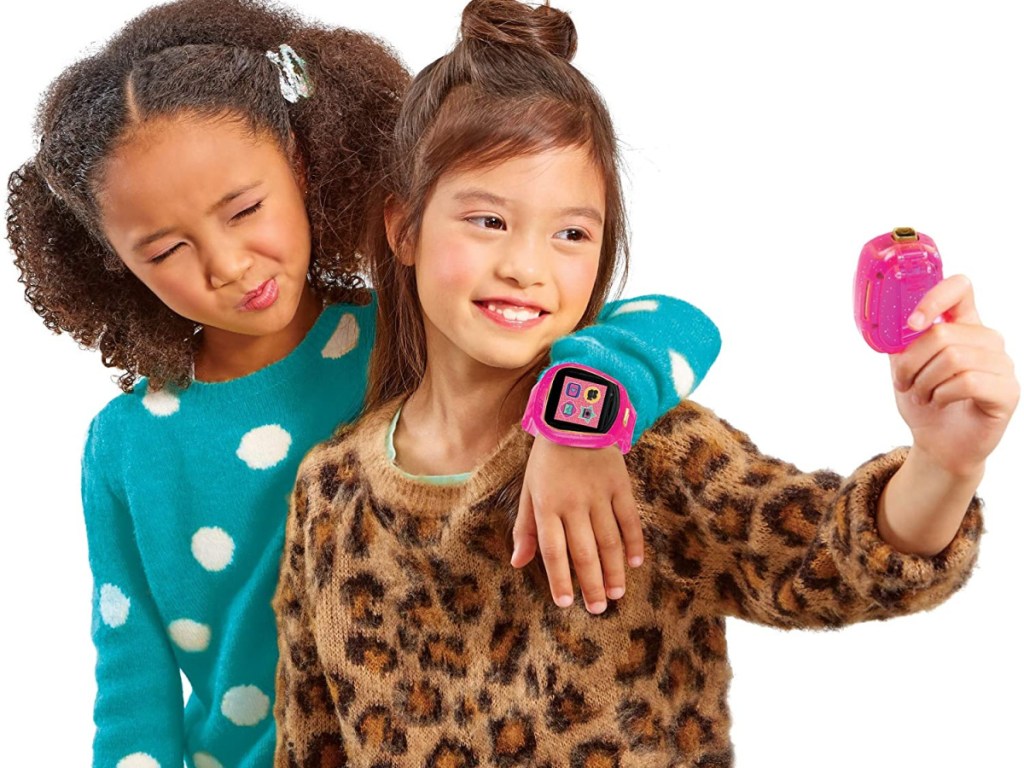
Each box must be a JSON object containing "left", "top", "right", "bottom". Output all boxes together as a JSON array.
[
  {"left": 522, "top": 363, "right": 636, "bottom": 453},
  {"left": 878, "top": 447, "right": 982, "bottom": 556},
  {"left": 907, "top": 443, "right": 985, "bottom": 487}
]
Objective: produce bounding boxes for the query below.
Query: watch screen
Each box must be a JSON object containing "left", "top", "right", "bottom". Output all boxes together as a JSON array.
[
  {"left": 553, "top": 376, "right": 608, "bottom": 428},
  {"left": 543, "top": 368, "right": 620, "bottom": 434}
]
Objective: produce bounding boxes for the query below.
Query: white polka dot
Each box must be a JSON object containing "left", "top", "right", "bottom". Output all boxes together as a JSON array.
[
  {"left": 116, "top": 754, "right": 160, "bottom": 768},
  {"left": 221, "top": 685, "right": 270, "bottom": 726},
  {"left": 99, "top": 584, "right": 130, "bottom": 628},
  {"left": 236, "top": 424, "right": 292, "bottom": 470},
  {"left": 609, "top": 299, "right": 659, "bottom": 317},
  {"left": 142, "top": 389, "right": 180, "bottom": 417},
  {"left": 193, "top": 752, "right": 224, "bottom": 768},
  {"left": 321, "top": 313, "right": 360, "bottom": 359},
  {"left": 191, "top": 527, "right": 235, "bottom": 572},
  {"left": 168, "top": 619, "right": 211, "bottom": 652},
  {"left": 669, "top": 350, "right": 696, "bottom": 399}
]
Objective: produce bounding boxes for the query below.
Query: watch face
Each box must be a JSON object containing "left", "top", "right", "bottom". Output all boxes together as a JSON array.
[{"left": 544, "top": 368, "right": 620, "bottom": 434}]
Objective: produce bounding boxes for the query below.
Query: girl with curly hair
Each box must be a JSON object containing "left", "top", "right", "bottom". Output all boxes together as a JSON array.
[{"left": 6, "top": 0, "right": 721, "bottom": 765}]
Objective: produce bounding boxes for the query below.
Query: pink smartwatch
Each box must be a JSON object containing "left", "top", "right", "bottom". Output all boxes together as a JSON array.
[
  {"left": 522, "top": 363, "right": 636, "bottom": 453},
  {"left": 854, "top": 227, "right": 943, "bottom": 353}
]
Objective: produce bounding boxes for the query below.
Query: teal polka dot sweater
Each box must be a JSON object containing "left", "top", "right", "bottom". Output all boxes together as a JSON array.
[{"left": 82, "top": 295, "right": 720, "bottom": 768}]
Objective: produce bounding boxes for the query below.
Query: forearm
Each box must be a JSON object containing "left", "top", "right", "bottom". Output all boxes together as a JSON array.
[
  {"left": 548, "top": 295, "right": 720, "bottom": 432},
  {"left": 877, "top": 446, "right": 983, "bottom": 556}
]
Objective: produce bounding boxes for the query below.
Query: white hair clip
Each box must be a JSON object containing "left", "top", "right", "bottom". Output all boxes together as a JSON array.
[{"left": 265, "top": 44, "right": 312, "bottom": 104}]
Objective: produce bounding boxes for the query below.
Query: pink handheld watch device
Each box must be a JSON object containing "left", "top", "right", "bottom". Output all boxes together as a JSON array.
[
  {"left": 522, "top": 364, "right": 636, "bottom": 453},
  {"left": 854, "top": 227, "right": 943, "bottom": 354}
]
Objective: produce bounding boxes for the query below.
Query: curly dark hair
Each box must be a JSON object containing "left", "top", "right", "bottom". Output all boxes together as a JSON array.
[{"left": 7, "top": 0, "right": 409, "bottom": 392}]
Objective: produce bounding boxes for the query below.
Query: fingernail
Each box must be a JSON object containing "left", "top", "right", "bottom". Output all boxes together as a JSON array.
[
  {"left": 628, "top": 556, "right": 644, "bottom": 568},
  {"left": 607, "top": 586, "right": 625, "bottom": 600},
  {"left": 555, "top": 594, "right": 574, "bottom": 608},
  {"left": 586, "top": 600, "right": 607, "bottom": 614},
  {"left": 907, "top": 311, "right": 926, "bottom": 330}
]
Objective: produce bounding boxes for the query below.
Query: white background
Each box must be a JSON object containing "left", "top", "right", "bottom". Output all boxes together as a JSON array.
[{"left": 1, "top": 0, "right": 1021, "bottom": 764}]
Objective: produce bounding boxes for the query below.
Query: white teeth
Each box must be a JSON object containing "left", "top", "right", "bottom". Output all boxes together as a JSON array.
[{"left": 486, "top": 303, "right": 541, "bottom": 322}]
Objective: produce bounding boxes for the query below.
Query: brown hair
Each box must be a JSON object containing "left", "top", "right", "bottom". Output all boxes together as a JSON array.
[
  {"left": 7, "top": 0, "right": 409, "bottom": 392},
  {"left": 365, "top": 0, "right": 629, "bottom": 409}
]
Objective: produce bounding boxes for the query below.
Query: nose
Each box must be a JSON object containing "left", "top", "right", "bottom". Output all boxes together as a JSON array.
[
  {"left": 204, "top": 244, "right": 254, "bottom": 289},
  {"left": 495, "top": 232, "right": 546, "bottom": 287}
]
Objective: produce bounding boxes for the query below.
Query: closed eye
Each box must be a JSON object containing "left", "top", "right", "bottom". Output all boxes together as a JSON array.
[
  {"left": 232, "top": 201, "right": 264, "bottom": 222},
  {"left": 465, "top": 215, "right": 506, "bottom": 231},
  {"left": 150, "top": 243, "right": 184, "bottom": 264}
]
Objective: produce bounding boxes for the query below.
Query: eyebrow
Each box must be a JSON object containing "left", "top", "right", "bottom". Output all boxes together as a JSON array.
[
  {"left": 131, "top": 181, "right": 263, "bottom": 252},
  {"left": 453, "top": 188, "right": 604, "bottom": 226}
]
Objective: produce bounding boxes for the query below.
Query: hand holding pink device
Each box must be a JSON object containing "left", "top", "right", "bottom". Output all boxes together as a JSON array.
[{"left": 854, "top": 227, "right": 943, "bottom": 353}]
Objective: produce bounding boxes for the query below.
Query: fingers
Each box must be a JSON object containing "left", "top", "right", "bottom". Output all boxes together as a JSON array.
[
  {"left": 897, "top": 344, "right": 1013, "bottom": 406},
  {"left": 535, "top": 512, "right": 575, "bottom": 609},
  {"left": 564, "top": 517, "right": 608, "bottom": 614},
  {"left": 929, "top": 370, "right": 1020, "bottom": 416},
  {"left": 589, "top": 505, "right": 626, "bottom": 602},
  {"left": 892, "top": 321, "right": 1006, "bottom": 392},
  {"left": 613, "top": 486, "right": 644, "bottom": 569},
  {"left": 511, "top": 488, "right": 538, "bottom": 568},
  {"left": 519, "top": 439, "right": 647, "bottom": 613},
  {"left": 908, "top": 274, "right": 980, "bottom": 329}
]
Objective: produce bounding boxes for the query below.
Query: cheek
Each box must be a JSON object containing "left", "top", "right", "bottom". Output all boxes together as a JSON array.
[
  {"left": 252, "top": 210, "right": 311, "bottom": 271},
  {"left": 556, "top": 254, "right": 601, "bottom": 309},
  {"left": 418, "top": 232, "right": 481, "bottom": 294}
]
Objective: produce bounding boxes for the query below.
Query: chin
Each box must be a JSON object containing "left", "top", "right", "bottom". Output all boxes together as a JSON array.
[{"left": 473, "top": 346, "right": 550, "bottom": 372}]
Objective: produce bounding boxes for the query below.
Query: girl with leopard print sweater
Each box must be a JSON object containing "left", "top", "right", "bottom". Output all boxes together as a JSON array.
[{"left": 273, "top": 1, "right": 1019, "bottom": 765}]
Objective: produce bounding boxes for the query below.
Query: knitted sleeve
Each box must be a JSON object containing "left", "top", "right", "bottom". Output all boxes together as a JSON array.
[
  {"left": 633, "top": 402, "right": 982, "bottom": 628},
  {"left": 547, "top": 295, "right": 721, "bottom": 435},
  {"left": 82, "top": 414, "right": 185, "bottom": 767},
  {"left": 273, "top": 461, "right": 346, "bottom": 765}
]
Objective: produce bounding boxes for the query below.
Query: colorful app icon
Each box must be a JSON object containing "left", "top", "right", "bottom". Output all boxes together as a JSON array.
[
  {"left": 561, "top": 402, "right": 575, "bottom": 417},
  {"left": 566, "top": 382, "right": 581, "bottom": 398},
  {"left": 585, "top": 387, "right": 601, "bottom": 403},
  {"left": 580, "top": 406, "right": 594, "bottom": 422}
]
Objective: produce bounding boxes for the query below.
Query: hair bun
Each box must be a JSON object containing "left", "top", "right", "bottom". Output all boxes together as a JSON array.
[{"left": 460, "top": 0, "right": 577, "bottom": 62}]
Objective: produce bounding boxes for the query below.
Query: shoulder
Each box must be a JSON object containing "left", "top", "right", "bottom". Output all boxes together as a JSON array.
[
  {"left": 85, "top": 383, "right": 151, "bottom": 452},
  {"left": 635, "top": 400, "right": 752, "bottom": 449},
  {"left": 626, "top": 400, "right": 764, "bottom": 482},
  {"left": 87, "top": 377, "right": 195, "bottom": 438},
  {"left": 295, "top": 397, "right": 399, "bottom": 486}
]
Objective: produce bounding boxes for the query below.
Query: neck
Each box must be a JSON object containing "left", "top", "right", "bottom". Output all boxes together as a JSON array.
[
  {"left": 394, "top": 358, "right": 537, "bottom": 476},
  {"left": 194, "top": 283, "right": 322, "bottom": 382}
]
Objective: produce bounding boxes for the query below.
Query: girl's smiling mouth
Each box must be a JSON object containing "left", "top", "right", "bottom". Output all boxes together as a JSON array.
[{"left": 474, "top": 298, "right": 549, "bottom": 327}]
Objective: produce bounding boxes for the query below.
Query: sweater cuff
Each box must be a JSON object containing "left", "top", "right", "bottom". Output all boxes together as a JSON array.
[
  {"left": 827, "top": 448, "right": 982, "bottom": 608},
  {"left": 546, "top": 296, "right": 722, "bottom": 435}
]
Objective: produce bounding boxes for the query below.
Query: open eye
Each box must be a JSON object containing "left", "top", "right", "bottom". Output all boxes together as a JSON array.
[
  {"left": 554, "top": 227, "right": 590, "bottom": 242},
  {"left": 150, "top": 243, "right": 184, "bottom": 264},
  {"left": 466, "top": 215, "right": 506, "bottom": 231},
  {"left": 231, "top": 201, "right": 264, "bottom": 222}
]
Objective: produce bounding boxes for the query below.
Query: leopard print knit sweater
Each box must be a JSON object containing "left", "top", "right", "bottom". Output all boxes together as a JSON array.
[{"left": 273, "top": 400, "right": 981, "bottom": 767}]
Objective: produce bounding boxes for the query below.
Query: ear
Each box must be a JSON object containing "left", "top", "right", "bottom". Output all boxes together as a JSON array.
[{"left": 385, "top": 198, "right": 414, "bottom": 266}]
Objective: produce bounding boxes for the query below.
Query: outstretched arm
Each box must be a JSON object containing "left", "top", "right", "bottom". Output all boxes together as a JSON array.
[
  {"left": 880, "top": 275, "right": 1018, "bottom": 554},
  {"left": 516, "top": 294, "right": 721, "bottom": 613},
  {"left": 638, "top": 401, "right": 983, "bottom": 629}
]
